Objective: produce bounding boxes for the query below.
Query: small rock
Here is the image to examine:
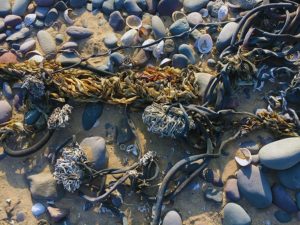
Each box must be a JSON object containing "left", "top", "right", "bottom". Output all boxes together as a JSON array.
[
  {"left": 163, "top": 39, "right": 175, "bottom": 54},
  {"left": 0, "top": 100, "right": 12, "bottom": 124},
  {"left": 109, "top": 11, "right": 125, "bottom": 31},
  {"left": 152, "top": 15, "right": 166, "bottom": 40},
  {"left": 157, "top": 0, "right": 182, "bottom": 16},
  {"left": 37, "top": 30, "right": 56, "bottom": 56},
  {"left": 204, "top": 187, "right": 223, "bottom": 203},
  {"left": 124, "top": 0, "right": 142, "bottom": 16},
  {"left": 4, "top": 15, "right": 22, "bottom": 27},
  {"left": 44, "top": 8, "right": 59, "bottom": 27},
  {"left": 132, "top": 49, "right": 150, "bottom": 67},
  {"left": 32, "top": 203, "right": 46, "bottom": 217},
  {"left": 278, "top": 162, "right": 300, "bottom": 190},
  {"left": 35, "top": 6, "right": 50, "bottom": 19},
  {"left": 207, "top": 58, "right": 216, "bottom": 68},
  {"left": 103, "top": 33, "right": 118, "bottom": 49},
  {"left": 169, "top": 19, "right": 190, "bottom": 36},
  {"left": 33, "top": 19, "right": 45, "bottom": 29},
  {"left": 121, "top": 29, "right": 138, "bottom": 46},
  {"left": 66, "top": 26, "right": 93, "bottom": 39},
  {"left": 6, "top": 27, "right": 30, "bottom": 42},
  {"left": 55, "top": 34, "right": 64, "bottom": 44},
  {"left": 223, "top": 203, "right": 251, "bottom": 225},
  {"left": 16, "top": 211, "right": 25, "bottom": 222},
  {"left": 0, "top": 52, "right": 18, "bottom": 63},
  {"left": 162, "top": 210, "right": 182, "bottom": 225},
  {"left": 274, "top": 210, "right": 292, "bottom": 223},
  {"left": 207, "top": 0, "right": 223, "bottom": 18},
  {"left": 224, "top": 178, "right": 240, "bottom": 202},
  {"left": 2, "top": 82, "right": 13, "bottom": 100},
  {"left": 259, "top": 137, "right": 300, "bottom": 170},
  {"left": 61, "top": 41, "right": 78, "bottom": 50},
  {"left": 146, "top": 0, "right": 158, "bottom": 14},
  {"left": 80, "top": 136, "right": 108, "bottom": 170},
  {"left": 70, "top": 0, "right": 87, "bottom": 8},
  {"left": 12, "top": 0, "right": 31, "bottom": 16},
  {"left": 0, "top": 0, "right": 11, "bottom": 17},
  {"left": 20, "top": 39, "right": 36, "bottom": 53},
  {"left": 82, "top": 102, "right": 104, "bottom": 131},
  {"left": 178, "top": 44, "right": 196, "bottom": 64},
  {"left": 25, "top": 110, "right": 41, "bottom": 125},
  {"left": 272, "top": 184, "right": 298, "bottom": 213},
  {"left": 172, "top": 54, "right": 189, "bottom": 69},
  {"left": 183, "top": 0, "right": 210, "bottom": 13},
  {"left": 117, "top": 118, "right": 134, "bottom": 144},
  {"left": 237, "top": 165, "right": 272, "bottom": 208},
  {"left": 110, "top": 52, "right": 125, "bottom": 67},
  {"left": 56, "top": 52, "right": 81, "bottom": 66},
  {"left": 187, "top": 12, "right": 203, "bottom": 27},
  {"left": 216, "top": 22, "right": 239, "bottom": 52},
  {"left": 47, "top": 206, "right": 69, "bottom": 222},
  {"left": 102, "top": 0, "right": 115, "bottom": 15}
]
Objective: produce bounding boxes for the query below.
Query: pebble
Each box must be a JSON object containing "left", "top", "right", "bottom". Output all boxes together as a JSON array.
[
  {"left": 147, "top": 0, "right": 158, "bottom": 14},
  {"left": 216, "top": 22, "right": 239, "bottom": 52},
  {"left": 102, "top": 0, "right": 115, "bottom": 15},
  {"left": 124, "top": 0, "right": 143, "bottom": 16},
  {"left": 223, "top": 203, "right": 251, "bottom": 225},
  {"left": 12, "top": 0, "right": 31, "bottom": 16},
  {"left": 47, "top": 206, "right": 69, "bottom": 222},
  {"left": 121, "top": 29, "right": 138, "bottom": 46},
  {"left": 55, "top": 34, "right": 64, "bottom": 44},
  {"left": 66, "top": 26, "right": 93, "bottom": 40},
  {"left": 272, "top": 184, "right": 298, "bottom": 213},
  {"left": 0, "top": 100, "right": 12, "bottom": 124},
  {"left": 172, "top": 54, "right": 189, "bottom": 69},
  {"left": 80, "top": 136, "right": 108, "bottom": 170},
  {"left": 6, "top": 27, "right": 30, "bottom": 42},
  {"left": 4, "top": 15, "right": 22, "bottom": 28},
  {"left": 33, "top": 19, "right": 45, "bottom": 29},
  {"left": 16, "top": 211, "right": 26, "bottom": 222},
  {"left": 104, "top": 33, "right": 118, "bottom": 49},
  {"left": 178, "top": 44, "right": 196, "bottom": 64},
  {"left": 37, "top": 30, "right": 56, "bottom": 56},
  {"left": 207, "top": 58, "right": 216, "bottom": 68},
  {"left": 157, "top": 0, "right": 182, "bottom": 16},
  {"left": 32, "top": 203, "right": 46, "bottom": 217},
  {"left": 0, "top": 0, "right": 11, "bottom": 17},
  {"left": 61, "top": 41, "right": 78, "bottom": 50},
  {"left": 163, "top": 39, "right": 175, "bottom": 54},
  {"left": 224, "top": 178, "right": 240, "bottom": 202},
  {"left": 0, "top": 52, "right": 18, "bottom": 63},
  {"left": 2, "top": 82, "right": 13, "bottom": 100},
  {"left": 183, "top": 0, "right": 210, "bottom": 13},
  {"left": 187, "top": 12, "right": 203, "bottom": 27},
  {"left": 20, "top": 39, "right": 36, "bottom": 53},
  {"left": 162, "top": 210, "right": 182, "bottom": 225},
  {"left": 169, "top": 18, "right": 190, "bottom": 35},
  {"left": 35, "top": 6, "right": 50, "bottom": 19},
  {"left": 35, "top": 0, "right": 55, "bottom": 7},
  {"left": 82, "top": 102, "right": 104, "bottom": 131},
  {"left": 92, "top": 0, "right": 104, "bottom": 10},
  {"left": 109, "top": 11, "right": 125, "bottom": 31},
  {"left": 204, "top": 187, "right": 223, "bottom": 203},
  {"left": 24, "top": 14, "right": 37, "bottom": 26},
  {"left": 207, "top": 0, "right": 223, "bottom": 18},
  {"left": 237, "top": 165, "right": 272, "bottom": 208},
  {"left": 70, "top": 0, "right": 87, "bottom": 8},
  {"left": 117, "top": 118, "right": 134, "bottom": 144},
  {"left": 277, "top": 162, "right": 300, "bottom": 190},
  {"left": 25, "top": 110, "right": 41, "bottom": 125},
  {"left": 259, "top": 137, "right": 300, "bottom": 170},
  {"left": 152, "top": 16, "right": 166, "bottom": 40},
  {"left": 274, "top": 210, "right": 292, "bottom": 223},
  {"left": 56, "top": 52, "right": 81, "bottom": 66},
  {"left": 110, "top": 52, "right": 125, "bottom": 67},
  {"left": 132, "top": 49, "right": 150, "bottom": 67},
  {"left": 27, "top": 166, "right": 63, "bottom": 200}
]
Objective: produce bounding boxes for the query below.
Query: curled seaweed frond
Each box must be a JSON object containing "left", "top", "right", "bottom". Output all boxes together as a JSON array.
[
  {"left": 47, "top": 104, "right": 73, "bottom": 130},
  {"left": 53, "top": 142, "right": 87, "bottom": 192}
]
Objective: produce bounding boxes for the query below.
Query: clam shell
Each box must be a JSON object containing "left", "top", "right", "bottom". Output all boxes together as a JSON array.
[
  {"left": 63, "top": 9, "right": 75, "bottom": 25},
  {"left": 195, "top": 34, "right": 213, "bottom": 54},
  {"left": 153, "top": 40, "right": 164, "bottom": 59},
  {"left": 142, "top": 39, "right": 156, "bottom": 51},
  {"left": 235, "top": 148, "right": 252, "bottom": 167},
  {"left": 172, "top": 11, "right": 186, "bottom": 22},
  {"left": 218, "top": 5, "right": 228, "bottom": 21},
  {"left": 126, "top": 15, "right": 142, "bottom": 30}
]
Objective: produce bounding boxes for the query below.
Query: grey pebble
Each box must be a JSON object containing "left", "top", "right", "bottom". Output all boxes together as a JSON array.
[
  {"left": 66, "top": 26, "right": 93, "bottom": 39},
  {"left": 172, "top": 54, "right": 189, "bottom": 69},
  {"left": 223, "top": 203, "right": 251, "bottom": 225},
  {"left": 151, "top": 15, "right": 166, "bottom": 40},
  {"left": 37, "top": 30, "right": 56, "bottom": 56},
  {"left": 169, "top": 19, "right": 190, "bottom": 36},
  {"left": 104, "top": 33, "right": 118, "bottom": 49},
  {"left": 12, "top": 0, "right": 31, "bottom": 16},
  {"left": 109, "top": 11, "right": 125, "bottom": 31}
]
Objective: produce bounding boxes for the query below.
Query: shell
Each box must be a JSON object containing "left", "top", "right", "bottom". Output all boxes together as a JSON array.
[
  {"left": 235, "top": 148, "right": 252, "bottom": 167},
  {"left": 195, "top": 34, "right": 213, "bottom": 54},
  {"left": 126, "top": 15, "right": 142, "bottom": 30},
  {"left": 142, "top": 39, "right": 156, "bottom": 51},
  {"left": 160, "top": 58, "right": 172, "bottom": 67},
  {"left": 63, "top": 9, "right": 75, "bottom": 25},
  {"left": 218, "top": 5, "right": 228, "bottom": 21},
  {"left": 153, "top": 40, "right": 164, "bottom": 59},
  {"left": 172, "top": 11, "right": 186, "bottom": 22}
]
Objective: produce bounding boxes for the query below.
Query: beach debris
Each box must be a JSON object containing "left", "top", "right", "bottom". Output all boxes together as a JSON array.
[{"left": 235, "top": 148, "right": 252, "bottom": 167}]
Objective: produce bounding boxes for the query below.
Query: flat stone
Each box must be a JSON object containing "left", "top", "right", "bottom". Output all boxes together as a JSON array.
[
  {"left": 35, "top": 6, "right": 50, "bottom": 19},
  {"left": 103, "top": 33, "right": 118, "bottom": 49},
  {"left": 183, "top": 0, "right": 210, "bottom": 13},
  {"left": 237, "top": 165, "right": 272, "bottom": 208},
  {"left": 0, "top": 0, "right": 11, "bottom": 17},
  {"left": 66, "top": 26, "right": 93, "bottom": 39},
  {"left": 151, "top": 15, "right": 166, "bottom": 40},
  {"left": 259, "top": 137, "right": 300, "bottom": 170},
  {"left": 162, "top": 211, "right": 182, "bottom": 225},
  {"left": 56, "top": 52, "right": 81, "bottom": 66},
  {"left": 82, "top": 102, "right": 104, "bottom": 131},
  {"left": 178, "top": 44, "right": 196, "bottom": 64},
  {"left": 187, "top": 12, "right": 203, "bottom": 27},
  {"left": 110, "top": 52, "right": 125, "bottom": 67},
  {"left": 20, "top": 39, "right": 36, "bottom": 53},
  {"left": 272, "top": 184, "right": 298, "bottom": 213},
  {"left": 169, "top": 19, "right": 190, "bottom": 36},
  {"left": 109, "top": 11, "right": 125, "bottom": 31},
  {"left": 6, "top": 27, "right": 30, "bottom": 42},
  {"left": 274, "top": 210, "right": 292, "bottom": 223},
  {"left": 278, "top": 162, "right": 300, "bottom": 190},
  {"left": 4, "top": 15, "right": 22, "bottom": 27},
  {"left": 172, "top": 54, "right": 189, "bottom": 69},
  {"left": 157, "top": 0, "right": 182, "bottom": 16},
  {"left": 80, "top": 136, "right": 108, "bottom": 170},
  {"left": 0, "top": 100, "right": 12, "bottom": 124},
  {"left": 224, "top": 178, "right": 240, "bottom": 202},
  {"left": 0, "top": 52, "right": 18, "bottom": 63},
  {"left": 37, "top": 30, "right": 56, "bottom": 56},
  {"left": 223, "top": 203, "right": 251, "bottom": 225},
  {"left": 12, "top": 0, "right": 31, "bottom": 16},
  {"left": 124, "top": 0, "right": 142, "bottom": 16},
  {"left": 216, "top": 22, "right": 239, "bottom": 52},
  {"left": 61, "top": 41, "right": 78, "bottom": 50}
]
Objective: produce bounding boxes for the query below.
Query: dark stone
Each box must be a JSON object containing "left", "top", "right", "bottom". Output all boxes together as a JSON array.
[
  {"left": 82, "top": 102, "right": 104, "bottom": 131},
  {"left": 66, "top": 26, "right": 93, "bottom": 39},
  {"left": 169, "top": 19, "right": 190, "bottom": 36},
  {"left": 157, "top": 0, "right": 182, "bottom": 16},
  {"left": 35, "top": 0, "right": 55, "bottom": 7},
  {"left": 35, "top": 6, "right": 50, "bottom": 19},
  {"left": 70, "top": 0, "right": 87, "bottom": 8},
  {"left": 109, "top": 11, "right": 125, "bottom": 31},
  {"left": 224, "top": 178, "right": 240, "bottom": 202},
  {"left": 274, "top": 210, "right": 292, "bottom": 223},
  {"left": 278, "top": 162, "right": 300, "bottom": 190},
  {"left": 25, "top": 110, "right": 41, "bottom": 125},
  {"left": 124, "top": 0, "right": 143, "bottom": 16},
  {"left": 172, "top": 54, "right": 189, "bottom": 69},
  {"left": 117, "top": 118, "right": 134, "bottom": 144},
  {"left": 183, "top": 0, "right": 210, "bottom": 13},
  {"left": 272, "top": 184, "right": 298, "bottom": 213}
]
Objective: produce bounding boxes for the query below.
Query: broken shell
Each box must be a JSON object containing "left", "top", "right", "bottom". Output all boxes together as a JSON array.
[
  {"left": 172, "top": 11, "right": 186, "bottom": 22},
  {"left": 195, "top": 34, "right": 213, "bottom": 54},
  {"left": 63, "top": 9, "right": 75, "bottom": 25},
  {"left": 126, "top": 15, "right": 142, "bottom": 30},
  {"left": 24, "top": 14, "right": 36, "bottom": 27},
  {"left": 142, "top": 39, "right": 156, "bottom": 51},
  {"left": 218, "top": 5, "right": 228, "bottom": 21},
  {"left": 160, "top": 58, "right": 171, "bottom": 67},
  {"left": 153, "top": 40, "right": 164, "bottom": 59},
  {"left": 235, "top": 148, "right": 252, "bottom": 167}
]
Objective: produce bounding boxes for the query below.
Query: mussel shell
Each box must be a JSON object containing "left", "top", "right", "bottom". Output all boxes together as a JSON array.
[
  {"left": 195, "top": 34, "right": 213, "bottom": 54},
  {"left": 63, "top": 9, "right": 75, "bottom": 25},
  {"left": 160, "top": 58, "right": 171, "bottom": 67},
  {"left": 126, "top": 15, "right": 142, "bottom": 30}
]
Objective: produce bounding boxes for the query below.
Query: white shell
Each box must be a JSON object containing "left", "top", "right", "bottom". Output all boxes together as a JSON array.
[
  {"left": 153, "top": 40, "right": 164, "bottom": 59},
  {"left": 235, "top": 148, "right": 252, "bottom": 167},
  {"left": 160, "top": 58, "right": 171, "bottom": 67},
  {"left": 218, "top": 5, "right": 229, "bottom": 21},
  {"left": 28, "top": 55, "right": 44, "bottom": 63},
  {"left": 126, "top": 15, "right": 142, "bottom": 30},
  {"left": 121, "top": 29, "right": 138, "bottom": 46},
  {"left": 199, "top": 8, "right": 209, "bottom": 18},
  {"left": 142, "top": 39, "right": 156, "bottom": 51},
  {"left": 24, "top": 14, "right": 36, "bottom": 27},
  {"left": 64, "top": 9, "right": 75, "bottom": 25},
  {"left": 195, "top": 34, "right": 213, "bottom": 54}
]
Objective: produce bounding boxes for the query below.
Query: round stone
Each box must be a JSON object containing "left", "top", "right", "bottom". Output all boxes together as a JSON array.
[
  {"left": 223, "top": 203, "right": 251, "bottom": 225},
  {"left": 162, "top": 210, "right": 182, "bottom": 225}
]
